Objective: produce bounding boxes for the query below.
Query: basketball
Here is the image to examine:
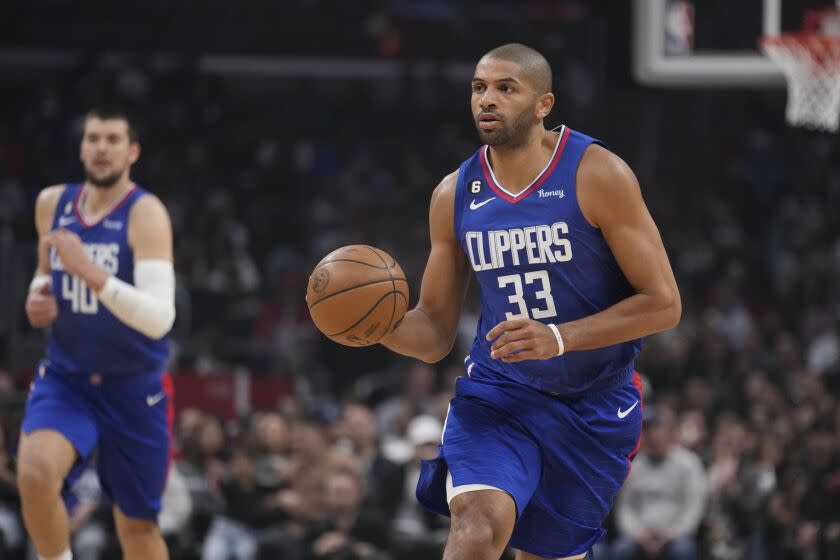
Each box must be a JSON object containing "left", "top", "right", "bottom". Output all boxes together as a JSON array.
[{"left": 306, "top": 245, "right": 409, "bottom": 347}]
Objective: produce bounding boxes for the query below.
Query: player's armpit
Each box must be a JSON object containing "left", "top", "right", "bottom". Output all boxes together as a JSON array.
[
  {"left": 556, "top": 145, "right": 681, "bottom": 352},
  {"left": 380, "top": 171, "right": 471, "bottom": 363}
]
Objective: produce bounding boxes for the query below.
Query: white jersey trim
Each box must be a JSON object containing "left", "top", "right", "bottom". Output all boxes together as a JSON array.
[
  {"left": 75, "top": 183, "right": 137, "bottom": 228},
  {"left": 481, "top": 125, "right": 566, "bottom": 199}
]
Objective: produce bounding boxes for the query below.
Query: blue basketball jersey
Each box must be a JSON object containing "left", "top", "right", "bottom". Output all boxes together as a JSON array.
[
  {"left": 46, "top": 183, "right": 169, "bottom": 377},
  {"left": 455, "top": 126, "right": 642, "bottom": 396}
]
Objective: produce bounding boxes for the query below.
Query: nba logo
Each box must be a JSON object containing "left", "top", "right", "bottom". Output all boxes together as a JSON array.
[{"left": 665, "top": 0, "right": 694, "bottom": 55}]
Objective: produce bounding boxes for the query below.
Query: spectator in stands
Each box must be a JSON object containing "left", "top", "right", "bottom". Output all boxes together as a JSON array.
[
  {"left": 177, "top": 414, "right": 227, "bottom": 549},
  {"left": 704, "top": 420, "right": 776, "bottom": 560},
  {"left": 675, "top": 410, "right": 708, "bottom": 455},
  {"left": 0, "top": 425, "right": 21, "bottom": 558},
  {"left": 298, "top": 465, "right": 391, "bottom": 560},
  {"left": 252, "top": 412, "right": 293, "bottom": 494},
  {"left": 332, "top": 403, "right": 401, "bottom": 518},
  {"left": 612, "top": 406, "right": 708, "bottom": 560},
  {"left": 174, "top": 407, "right": 204, "bottom": 460},
  {"left": 376, "top": 362, "right": 437, "bottom": 440},
  {"left": 67, "top": 466, "right": 109, "bottom": 560},
  {"left": 263, "top": 419, "right": 358, "bottom": 525},
  {"left": 390, "top": 415, "right": 448, "bottom": 560},
  {"left": 203, "top": 448, "right": 268, "bottom": 560},
  {"left": 158, "top": 465, "right": 194, "bottom": 558},
  {"left": 792, "top": 423, "right": 840, "bottom": 560}
]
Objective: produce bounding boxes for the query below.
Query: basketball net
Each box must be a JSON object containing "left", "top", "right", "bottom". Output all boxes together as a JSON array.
[{"left": 761, "top": 9, "right": 840, "bottom": 132}]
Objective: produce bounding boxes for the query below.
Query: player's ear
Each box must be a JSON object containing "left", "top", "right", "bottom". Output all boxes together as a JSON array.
[
  {"left": 128, "top": 141, "right": 141, "bottom": 166},
  {"left": 536, "top": 92, "right": 554, "bottom": 120}
]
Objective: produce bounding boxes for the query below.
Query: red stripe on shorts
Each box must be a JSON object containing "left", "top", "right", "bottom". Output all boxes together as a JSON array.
[
  {"left": 162, "top": 372, "right": 175, "bottom": 473},
  {"left": 624, "top": 371, "right": 644, "bottom": 481}
]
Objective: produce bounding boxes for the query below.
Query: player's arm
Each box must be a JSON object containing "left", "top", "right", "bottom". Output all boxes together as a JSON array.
[
  {"left": 47, "top": 195, "right": 176, "bottom": 339},
  {"left": 488, "top": 145, "right": 681, "bottom": 361},
  {"left": 24, "top": 186, "right": 64, "bottom": 328},
  {"left": 101, "top": 195, "right": 176, "bottom": 339},
  {"left": 380, "top": 171, "right": 470, "bottom": 363}
]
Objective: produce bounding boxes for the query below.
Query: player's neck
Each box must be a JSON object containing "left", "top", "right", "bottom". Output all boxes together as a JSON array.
[
  {"left": 81, "top": 177, "right": 134, "bottom": 217},
  {"left": 487, "top": 127, "right": 558, "bottom": 195}
]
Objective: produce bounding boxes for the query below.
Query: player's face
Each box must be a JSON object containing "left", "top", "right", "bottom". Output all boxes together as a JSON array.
[
  {"left": 79, "top": 117, "right": 139, "bottom": 189},
  {"left": 471, "top": 58, "right": 544, "bottom": 147}
]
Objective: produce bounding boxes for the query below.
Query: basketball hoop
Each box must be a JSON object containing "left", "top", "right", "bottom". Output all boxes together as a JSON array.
[{"left": 761, "top": 9, "right": 840, "bottom": 132}]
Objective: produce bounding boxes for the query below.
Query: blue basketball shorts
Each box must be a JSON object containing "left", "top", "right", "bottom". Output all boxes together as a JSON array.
[
  {"left": 416, "top": 370, "right": 643, "bottom": 558},
  {"left": 22, "top": 362, "right": 173, "bottom": 520}
]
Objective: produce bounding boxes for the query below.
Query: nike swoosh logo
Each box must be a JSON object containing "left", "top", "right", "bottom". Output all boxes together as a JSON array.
[
  {"left": 617, "top": 400, "right": 639, "bottom": 419},
  {"left": 146, "top": 392, "right": 166, "bottom": 406},
  {"left": 469, "top": 197, "right": 496, "bottom": 210}
]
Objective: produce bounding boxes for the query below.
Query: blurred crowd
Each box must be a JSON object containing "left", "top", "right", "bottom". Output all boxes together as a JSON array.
[
  {"left": 0, "top": 0, "right": 602, "bottom": 58},
  {"left": 1, "top": 3, "right": 840, "bottom": 558},
  {"left": 46, "top": 361, "right": 455, "bottom": 560}
]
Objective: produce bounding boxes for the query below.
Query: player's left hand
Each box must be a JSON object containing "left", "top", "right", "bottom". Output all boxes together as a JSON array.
[
  {"left": 46, "top": 229, "right": 93, "bottom": 278},
  {"left": 486, "top": 318, "right": 561, "bottom": 362}
]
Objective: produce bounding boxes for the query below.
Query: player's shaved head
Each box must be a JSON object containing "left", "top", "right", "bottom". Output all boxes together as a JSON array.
[
  {"left": 481, "top": 43, "right": 552, "bottom": 93},
  {"left": 471, "top": 43, "right": 555, "bottom": 146}
]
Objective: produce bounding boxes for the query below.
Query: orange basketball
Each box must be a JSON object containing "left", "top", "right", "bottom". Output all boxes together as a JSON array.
[{"left": 306, "top": 245, "right": 409, "bottom": 347}]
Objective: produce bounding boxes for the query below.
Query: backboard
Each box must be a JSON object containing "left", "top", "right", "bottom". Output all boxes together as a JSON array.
[{"left": 633, "top": 0, "right": 840, "bottom": 87}]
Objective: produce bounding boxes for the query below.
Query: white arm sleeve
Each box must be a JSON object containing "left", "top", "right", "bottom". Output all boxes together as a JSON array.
[{"left": 97, "top": 259, "right": 176, "bottom": 339}]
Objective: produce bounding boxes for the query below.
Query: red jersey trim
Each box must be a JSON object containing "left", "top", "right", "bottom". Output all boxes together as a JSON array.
[
  {"left": 625, "top": 370, "right": 645, "bottom": 482},
  {"left": 480, "top": 126, "right": 571, "bottom": 204},
  {"left": 73, "top": 183, "right": 138, "bottom": 229}
]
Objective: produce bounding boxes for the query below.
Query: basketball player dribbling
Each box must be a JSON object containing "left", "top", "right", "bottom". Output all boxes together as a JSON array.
[
  {"left": 380, "top": 44, "right": 681, "bottom": 560},
  {"left": 19, "top": 107, "right": 175, "bottom": 560}
]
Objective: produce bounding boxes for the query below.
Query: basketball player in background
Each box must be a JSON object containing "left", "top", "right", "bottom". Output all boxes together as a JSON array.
[
  {"left": 381, "top": 44, "right": 681, "bottom": 560},
  {"left": 20, "top": 107, "right": 175, "bottom": 560}
]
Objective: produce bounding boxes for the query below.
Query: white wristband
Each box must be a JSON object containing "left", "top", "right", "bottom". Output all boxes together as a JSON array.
[
  {"left": 29, "top": 274, "right": 51, "bottom": 293},
  {"left": 547, "top": 324, "right": 565, "bottom": 356}
]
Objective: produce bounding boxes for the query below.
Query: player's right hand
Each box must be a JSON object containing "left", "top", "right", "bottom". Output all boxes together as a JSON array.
[{"left": 25, "top": 282, "right": 58, "bottom": 328}]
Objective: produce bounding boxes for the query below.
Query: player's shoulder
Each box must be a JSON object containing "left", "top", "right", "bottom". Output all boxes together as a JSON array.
[
  {"left": 431, "top": 168, "right": 460, "bottom": 203},
  {"left": 35, "top": 184, "right": 68, "bottom": 210},
  {"left": 127, "top": 192, "right": 173, "bottom": 249},
  {"left": 129, "top": 191, "right": 170, "bottom": 222},
  {"left": 127, "top": 192, "right": 172, "bottom": 244},
  {"left": 428, "top": 169, "right": 460, "bottom": 237},
  {"left": 577, "top": 144, "right": 642, "bottom": 222},
  {"left": 34, "top": 184, "right": 69, "bottom": 232},
  {"left": 577, "top": 143, "right": 637, "bottom": 190}
]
